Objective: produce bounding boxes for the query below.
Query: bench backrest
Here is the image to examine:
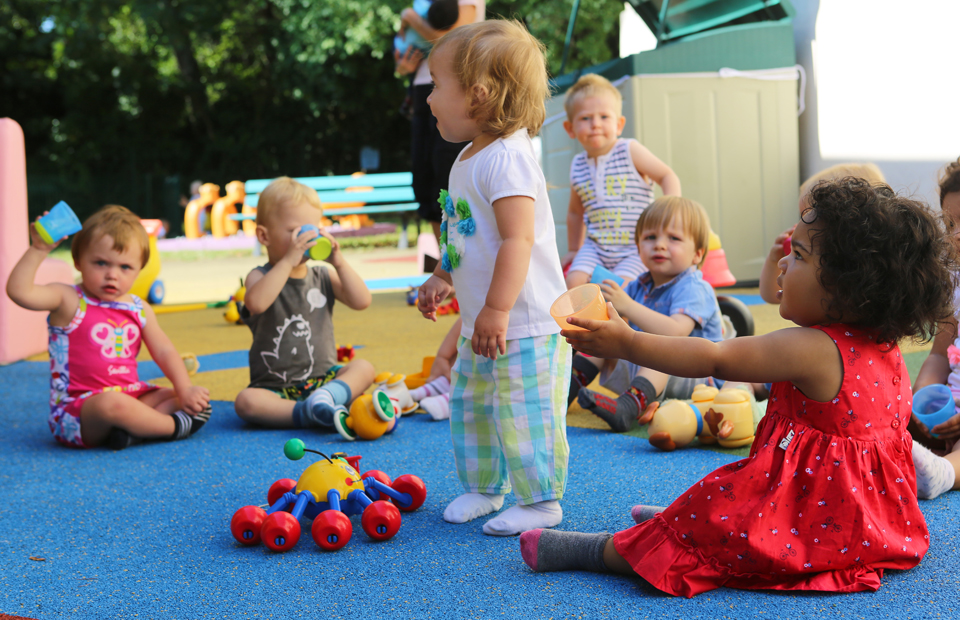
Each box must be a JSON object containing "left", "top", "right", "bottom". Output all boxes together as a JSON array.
[{"left": 245, "top": 173, "right": 414, "bottom": 208}]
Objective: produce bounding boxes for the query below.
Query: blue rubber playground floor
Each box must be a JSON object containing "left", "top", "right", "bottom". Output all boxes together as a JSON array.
[{"left": 1, "top": 304, "right": 958, "bottom": 619}]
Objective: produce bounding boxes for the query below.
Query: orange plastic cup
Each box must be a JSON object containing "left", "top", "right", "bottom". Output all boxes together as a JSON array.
[{"left": 550, "top": 283, "right": 609, "bottom": 331}]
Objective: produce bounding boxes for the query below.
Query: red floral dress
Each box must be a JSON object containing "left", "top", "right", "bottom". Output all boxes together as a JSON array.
[{"left": 614, "top": 325, "right": 928, "bottom": 597}]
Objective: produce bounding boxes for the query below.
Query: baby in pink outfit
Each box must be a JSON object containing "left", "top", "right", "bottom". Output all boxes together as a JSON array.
[{"left": 6, "top": 205, "right": 210, "bottom": 449}]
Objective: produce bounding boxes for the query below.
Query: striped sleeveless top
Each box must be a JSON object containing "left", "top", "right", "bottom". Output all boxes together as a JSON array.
[{"left": 570, "top": 138, "right": 653, "bottom": 251}]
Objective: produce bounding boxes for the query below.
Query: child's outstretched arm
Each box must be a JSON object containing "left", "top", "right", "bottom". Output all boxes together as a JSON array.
[
  {"left": 629, "top": 141, "right": 681, "bottom": 196},
  {"left": 324, "top": 232, "right": 372, "bottom": 310},
  {"left": 141, "top": 304, "right": 210, "bottom": 414},
  {"left": 562, "top": 188, "right": 585, "bottom": 267},
  {"left": 598, "top": 280, "right": 696, "bottom": 337},
  {"left": 243, "top": 226, "right": 316, "bottom": 315},
  {"left": 564, "top": 303, "right": 842, "bottom": 402},
  {"left": 6, "top": 220, "right": 76, "bottom": 323},
  {"left": 473, "top": 195, "right": 535, "bottom": 359},
  {"left": 758, "top": 225, "right": 797, "bottom": 304}
]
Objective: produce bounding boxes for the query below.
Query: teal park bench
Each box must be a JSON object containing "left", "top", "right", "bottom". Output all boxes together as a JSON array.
[{"left": 238, "top": 172, "right": 419, "bottom": 248}]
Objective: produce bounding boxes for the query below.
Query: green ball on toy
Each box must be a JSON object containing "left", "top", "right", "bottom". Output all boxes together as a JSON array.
[{"left": 284, "top": 438, "right": 306, "bottom": 460}]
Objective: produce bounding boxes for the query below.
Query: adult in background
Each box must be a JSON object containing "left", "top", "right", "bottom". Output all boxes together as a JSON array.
[{"left": 395, "top": 0, "right": 486, "bottom": 241}]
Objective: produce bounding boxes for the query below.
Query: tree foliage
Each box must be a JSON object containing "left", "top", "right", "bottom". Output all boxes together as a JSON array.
[{"left": 1, "top": 0, "right": 623, "bottom": 222}]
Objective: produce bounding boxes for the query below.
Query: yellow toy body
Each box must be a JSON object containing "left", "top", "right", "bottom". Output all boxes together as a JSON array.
[
  {"left": 295, "top": 456, "right": 365, "bottom": 503},
  {"left": 336, "top": 390, "right": 397, "bottom": 441},
  {"left": 130, "top": 219, "right": 163, "bottom": 303},
  {"left": 647, "top": 400, "right": 701, "bottom": 451},
  {"left": 691, "top": 385, "right": 720, "bottom": 445},
  {"left": 705, "top": 389, "right": 755, "bottom": 448}
]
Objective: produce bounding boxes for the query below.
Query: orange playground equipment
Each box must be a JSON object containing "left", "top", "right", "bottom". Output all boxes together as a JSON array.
[{"left": 184, "top": 181, "right": 255, "bottom": 238}]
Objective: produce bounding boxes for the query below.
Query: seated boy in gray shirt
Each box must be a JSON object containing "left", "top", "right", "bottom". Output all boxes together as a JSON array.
[{"left": 234, "top": 177, "right": 375, "bottom": 429}]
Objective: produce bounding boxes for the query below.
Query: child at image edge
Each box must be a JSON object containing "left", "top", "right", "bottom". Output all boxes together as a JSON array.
[
  {"left": 910, "top": 156, "right": 960, "bottom": 499},
  {"left": 562, "top": 73, "right": 681, "bottom": 289},
  {"left": 417, "top": 20, "right": 572, "bottom": 536},
  {"left": 234, "top": 177, "right": 375, "bottom": 430},
  {"left": 6, "top": 205, "right": 211, "bottom": 449},
  {"left": 521, "top": 178, "right": 954, "bottom": 596}
]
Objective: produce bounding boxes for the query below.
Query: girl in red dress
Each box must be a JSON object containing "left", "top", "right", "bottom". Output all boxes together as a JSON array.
[{"left": 521, "top": 178, "right": 958, "bottom": 597}]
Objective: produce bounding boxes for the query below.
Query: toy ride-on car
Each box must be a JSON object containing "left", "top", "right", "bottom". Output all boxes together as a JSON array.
[{"left": 230, "top": 439, "right": 427, "bottom": 552}]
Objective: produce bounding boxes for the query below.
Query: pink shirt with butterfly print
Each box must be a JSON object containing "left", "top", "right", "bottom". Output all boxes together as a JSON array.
[{"left": 47, "top": 286, "right": 157, "bottom": 447}]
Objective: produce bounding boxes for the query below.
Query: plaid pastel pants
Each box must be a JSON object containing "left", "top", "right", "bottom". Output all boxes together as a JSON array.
[{"left": 449, "top": 333, "right": 572, "bottom": 504}]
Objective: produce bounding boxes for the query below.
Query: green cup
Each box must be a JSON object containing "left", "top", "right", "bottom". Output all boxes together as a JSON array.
[{"left": 300, "top": 225, "right": 332, "bottom": 261}]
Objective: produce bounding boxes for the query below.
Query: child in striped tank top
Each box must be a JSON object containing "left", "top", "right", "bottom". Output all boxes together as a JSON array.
[{"left": 561, "top": 74, "right": 681, "bottom": 289}]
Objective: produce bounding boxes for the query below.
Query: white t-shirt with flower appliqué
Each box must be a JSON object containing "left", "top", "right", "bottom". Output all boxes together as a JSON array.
[{"left": 442, "top": 130, "right": 566, "bottom": 340}]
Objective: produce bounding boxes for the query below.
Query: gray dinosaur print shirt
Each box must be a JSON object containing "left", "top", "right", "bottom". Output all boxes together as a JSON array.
[{"left": 242, "top": 264, "right": 337, "bottom": 389}]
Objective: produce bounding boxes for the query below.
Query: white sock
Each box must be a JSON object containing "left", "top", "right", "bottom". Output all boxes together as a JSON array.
[
  {"left": 410, "top": 376, "right": 451, "bottom": 401},
  {"left": 482, "top": 500, "right": 563, "bottom": 536},
  {"left": 420, "top": 393, "right": 450, "bottom": 420},
  {"left": 913, "top": 441, "right": 956, "bottom": 499},
  {"left": 443, "top": 493, "right": 505, "bottom": 524}
]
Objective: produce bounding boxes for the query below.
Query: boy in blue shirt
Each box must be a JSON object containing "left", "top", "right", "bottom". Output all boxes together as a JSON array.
[{"left": 570, "top": 196, "right": 724, "bottom": 432}]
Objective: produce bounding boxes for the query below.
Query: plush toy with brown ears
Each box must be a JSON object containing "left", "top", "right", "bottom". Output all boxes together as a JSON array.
[{"left": 646, "top": 385, "right": 756, "bottom": 451}]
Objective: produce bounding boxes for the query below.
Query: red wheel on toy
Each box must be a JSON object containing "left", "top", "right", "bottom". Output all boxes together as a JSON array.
[
  {"left": 361, "top": 470, "right": 393, "bottom": 502},
  {"left": 311, "top": 510, "right": 353, "bottom": 551},
  {"left": 267, "top": 478, "right": 297, "bottom": 508},
  {"left": 230, "top": 506, "right": 267, "bottom": 545},
  {"left": 391, "top": 474, "right": 427, "bottom": 512},
  {"left": 361, "top": 501, "right": 401, "bottom": 541},
  {"left": 261, "top": 511, "right": 301, "bottom": 552}
]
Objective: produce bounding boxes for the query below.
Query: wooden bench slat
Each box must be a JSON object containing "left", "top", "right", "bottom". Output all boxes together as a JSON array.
[
  {"left": 247, "top": 187, "right": 415, "bottom": 207},
  {"left": 245, "top": 172, "right": 413, "bottom": 195}
]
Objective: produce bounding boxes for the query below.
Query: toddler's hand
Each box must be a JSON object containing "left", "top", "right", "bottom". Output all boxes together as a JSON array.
[
  {"left": 930, "top": 409, "right": 960, "bottom": 441},
  {"left": 472, "top": 305, "right": 508, "bottom": 360},
  {"left": 394, "top": 47, "right": 423, "bottom": 75},
  {"left": 417, "top": 275, "right": 452, "bottom": 321},
  {"left": 319, "top": 227, "right": 342, "bottom": 266},
  {"left": 769, "top": 224, "right": 798, "bottom": 260},
  {"left": 599, "top": 280, "right": 630, "bottom": 313},
  {"left": 563, "top": 302, "right": 634, "bottom": 359},
  {"left": 178, "top": 385, "right": 210, "bottom": 415},
  {"left": 560, "top": 250, "right": 577, "bottom": 269},
  {"left": 282, "top": 226, "right": 317, "bottom": 267},
  {"left": 29, "top": 214, "right": 62, "bottom": 253}
]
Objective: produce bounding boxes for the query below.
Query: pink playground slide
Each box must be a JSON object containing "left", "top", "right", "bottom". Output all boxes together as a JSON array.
[{"left": 0, "top": 118, "right": 74, "bottom": 365}]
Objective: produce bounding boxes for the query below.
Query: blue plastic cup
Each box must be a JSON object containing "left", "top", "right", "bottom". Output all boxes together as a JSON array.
[
  {"left": 35, "top": 201, "right": 82, "bottom": 244},
  {"left": 299, "top": 224, "right": 332, "bottom": 261},
  {"left": 590, "top": 265, "right": 625, "bottom": 287},
  {"left": 912, "top": 384, "right": 956, "bottom": 437}
]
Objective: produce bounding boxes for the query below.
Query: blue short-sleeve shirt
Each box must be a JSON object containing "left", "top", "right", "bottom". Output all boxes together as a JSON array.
[{"left": 622, "top": 267, "right": 723, "bottom": 342}]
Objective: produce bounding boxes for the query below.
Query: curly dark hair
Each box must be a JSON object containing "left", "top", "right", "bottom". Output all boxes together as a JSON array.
[
  {"left": 939, "top": 156, "right": 960, "bottom": 207},
  {"left": 803, "top": 177, "right": 957, "bottom": 344}
]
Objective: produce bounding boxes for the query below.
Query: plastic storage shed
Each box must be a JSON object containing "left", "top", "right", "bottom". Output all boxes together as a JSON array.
[{"left": 543, "top": 0, "right": 801, "bottom": 283}]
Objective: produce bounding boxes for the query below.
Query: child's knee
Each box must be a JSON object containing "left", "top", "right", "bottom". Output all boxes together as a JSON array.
[
  {"left": 84, "top": 391, "right": 133, "bottom": 423},
  {"left": 341, "top": 358, "right": 376, "bottom": 383},
  {"left": 233, "top": 389, "right": 259, "bottom": 422}
]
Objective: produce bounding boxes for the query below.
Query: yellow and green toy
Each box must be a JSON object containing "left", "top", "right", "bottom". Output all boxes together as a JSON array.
[
  {"left": 335, "top": 390, "right": 398, "bottom": 441},
  {"left": 129, "top": 219, "right": 165, "bottom": 304}
]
